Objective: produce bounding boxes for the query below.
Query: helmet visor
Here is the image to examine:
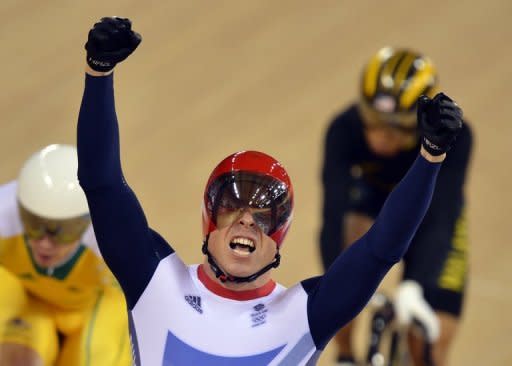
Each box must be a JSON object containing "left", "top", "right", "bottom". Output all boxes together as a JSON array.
[
  {"left": 18, "top": 203, "right": 90, "bottom": 244},
  {"left": 206, "top": 172, "right": 292, "bottom": 235}
]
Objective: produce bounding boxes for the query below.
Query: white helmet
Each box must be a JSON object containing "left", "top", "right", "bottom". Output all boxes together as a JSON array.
[{"left": 17, "top": 144, "right": 89, "bottom": 220}]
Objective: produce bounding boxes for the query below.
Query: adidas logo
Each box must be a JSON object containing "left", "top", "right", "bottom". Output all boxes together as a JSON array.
[
  {"left": 253, "top": 303, "right": 265, "bottom": 312},
  {"left": 184, "top": 295, "right": 203, "bottom": 314}
]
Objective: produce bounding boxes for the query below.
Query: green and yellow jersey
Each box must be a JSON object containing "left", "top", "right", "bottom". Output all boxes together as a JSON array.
[
  {"left": 0, "top": 180, "right": 115, "bottom": 310},
  {"left": 0, "top": 180, "right": 131, "bottom": 366}
]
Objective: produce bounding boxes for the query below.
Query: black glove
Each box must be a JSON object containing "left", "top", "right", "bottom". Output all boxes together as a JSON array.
[
  {"left": 417, "top": 92, "right": 463, "bottom": 156},
  {"left": 85, "top": 17, "right": 142, "bottom": 72}
]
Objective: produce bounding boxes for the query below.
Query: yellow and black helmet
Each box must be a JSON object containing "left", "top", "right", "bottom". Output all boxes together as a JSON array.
[{"left": 359, "top": 47, "right": 438, "bottom": 131}]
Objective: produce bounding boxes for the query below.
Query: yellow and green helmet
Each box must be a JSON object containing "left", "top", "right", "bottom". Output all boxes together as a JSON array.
[{"left": 359, "top": 47, "right": 438, "bottom": 131}]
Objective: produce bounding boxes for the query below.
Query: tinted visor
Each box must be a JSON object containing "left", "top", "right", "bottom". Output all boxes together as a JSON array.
[
  {"left": 206, "top": 172, "right": 292, "bottom": 235},
  {"left": 18, "top": 203, "right": 90, "bottom": 244}
]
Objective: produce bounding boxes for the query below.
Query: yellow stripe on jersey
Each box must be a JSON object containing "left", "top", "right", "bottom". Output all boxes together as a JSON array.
[{"left": 438, "top": 211, "right": 468, "bottom": 292}]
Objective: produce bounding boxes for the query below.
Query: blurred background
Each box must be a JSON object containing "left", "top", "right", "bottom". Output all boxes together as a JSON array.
[{"left": 1, "top": 0, "right": 511, "bottom": 364}]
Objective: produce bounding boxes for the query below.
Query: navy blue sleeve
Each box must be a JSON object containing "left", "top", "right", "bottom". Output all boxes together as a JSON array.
[
  {"left": 77, "top": 73, "right": 174, "bottom": 309},
  {"left": 404, "top": 124, "right": 473, "bottom": 288},
  {"left": 304, "top": 155, "right": 441, "bottom": 349}
]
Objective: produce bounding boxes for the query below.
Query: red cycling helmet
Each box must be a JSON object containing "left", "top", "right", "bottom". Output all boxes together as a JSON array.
[{"left": 202, "top": 151, "right": 293, "bottom": 247}]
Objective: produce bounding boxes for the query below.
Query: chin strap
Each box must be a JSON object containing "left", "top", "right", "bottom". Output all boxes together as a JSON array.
[{"left": 201, "top": 234, "right": 281, "bottom": 283}]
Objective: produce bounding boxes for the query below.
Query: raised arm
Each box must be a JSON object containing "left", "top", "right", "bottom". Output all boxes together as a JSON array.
[
  {"left": 403, "top": 123, "right": 473, "bottom": 298},
  {"left": 77, "top": 17, "right": 173, "bottom": 309},
  {"left": 304, "top": 93, "right": 464, "bottom": 349}
]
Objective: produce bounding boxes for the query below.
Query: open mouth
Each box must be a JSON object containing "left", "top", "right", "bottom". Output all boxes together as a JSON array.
[
  {"left": 229, "top": 237, "right": 255, "bottom": 257},
  {"left": 36, "top": 253, "right": 53, "bottom": 264}
]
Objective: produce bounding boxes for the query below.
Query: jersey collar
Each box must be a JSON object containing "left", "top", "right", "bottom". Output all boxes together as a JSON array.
[
  {"left": 197, "top": 264, "right": 276, "bottom": 300},
  {"left": 24, "top": 236, "right": 86, "bottom": 279}
]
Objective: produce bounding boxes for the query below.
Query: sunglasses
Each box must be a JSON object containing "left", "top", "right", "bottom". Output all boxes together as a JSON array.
[{"left": 18, "top": 203, "right": 90, "bottom": 244}]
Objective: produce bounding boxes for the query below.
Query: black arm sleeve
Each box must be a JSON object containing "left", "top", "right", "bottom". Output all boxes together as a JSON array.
[
  {"left": 306, "top": 155, "right": 441, "bottom": 349},
  {"left": 403, "top": 124, "right": 473, "bottom": 288},
  {"left": 319, "top": 113, "right": 354, "bottom": 269},
  {"left": 77, "top": 73, "right": 174, "bottom": 309}
]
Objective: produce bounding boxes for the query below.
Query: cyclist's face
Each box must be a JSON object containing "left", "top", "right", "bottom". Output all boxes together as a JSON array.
[
  {"left": 364, "top": 126, "right": 416, "bottom": 157},
  {"left": 207, "top": 209, "right": 278, "bottom": 281},
  {"left": 27, "top": 236, "right": 81, "bottom": 268},
  {"left": 359, "top": 101, "right": 418, "bottom": 156}
]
